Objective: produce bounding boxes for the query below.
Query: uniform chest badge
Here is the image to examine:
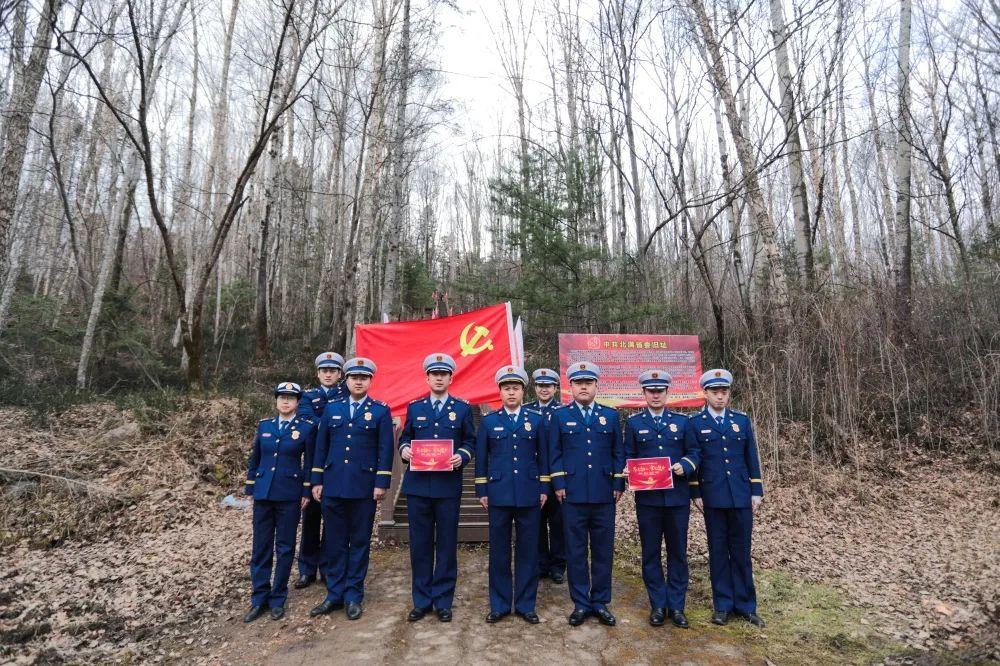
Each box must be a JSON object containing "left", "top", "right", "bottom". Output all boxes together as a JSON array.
[
  {"left": 364, "top": 412, "right": 372, "bottom": 421},
  {"left": 732, "top": 423, "right": 740, "bottom": 432},
  {"left": 262, "top": 433, "right": 272, "bottom": 438},
  {"left": 291, "top": 430, "right": 300, "bottom": 440},
  {"left": 669, "top": 423, "right": 678, "bottom": 432},
  {"left": 598, "top": 416, "right": 607, "bottom": 425},
  {"left": 524, "top": 422, "right": 532, "bottom": 432},
  {"left": 449, "top": 411, "right": 456, "bottom": 421}
]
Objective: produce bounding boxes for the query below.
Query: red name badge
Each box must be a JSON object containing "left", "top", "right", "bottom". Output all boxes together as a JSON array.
[
  {"left": 409, "top": 440, "right": 454, "bottom": 471},
  {"left": 626, "top": 457, "right": 674, "bottom": 491}
]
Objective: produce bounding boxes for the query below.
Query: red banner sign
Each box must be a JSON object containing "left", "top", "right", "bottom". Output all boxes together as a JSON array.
[
  {"left": 355, "top": 303, "right": 518, "bottom": 418},
  {"left": 557, "top": 334, "right": 703, "bottom": 409},
  {"left": 409, "top": 440, "right": 454, "bottom": 471},
  {"left": 627, "top": 457, "right": 675, "bottom": 491}
]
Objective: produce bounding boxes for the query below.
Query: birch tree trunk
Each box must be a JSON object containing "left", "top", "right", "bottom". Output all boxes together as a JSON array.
[{"left": 893, "top": 0, "right": 914, "bottom": 335}]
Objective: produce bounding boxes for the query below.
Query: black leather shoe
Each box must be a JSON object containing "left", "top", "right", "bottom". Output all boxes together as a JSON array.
[
  {"left": 270, "top": 606, "right": 285, "bottom": 620},
  {"left": 594, "top": 607, "right": 616, "bottom": 626},
  {"left": 436, "top": 608, "right": 453, "bottom": 622},
  {"left": 649, "top": 607, "right": 666, "bottom": 626},
  {"left": 737, "top": 612, "right": 765, "bottom": 627},
  {"left": 485, "top": 611, "right": 508, "bottom": 623},
  {"left": 549, "top": 571, "right": 565, "bottom": 584},
  {"left": 568, "top": 609, "right": 589, "bottom": 626},
  {"left": 346, "top": 602, "right": 363, "bottom": 620},
  {"left": 711, "top": 610, "right": 730, "bottom": 625},
  {"left": 243, "top": 605, "right": 267, "bottom": 623},
  {"left": 668, "top": 610, "right": 689, "bottom": 628},
  {"left": 310, "top": 600, "right": 343, "bottom": 616},
  {"left": 407, "top": 607, "right": 429, "bottom": 622},
  {"left": 517, "top": 611, "right": 540, "bottom": 624},
  {"left": 293, "top": 575, "right": 316, "bottom": 589}
]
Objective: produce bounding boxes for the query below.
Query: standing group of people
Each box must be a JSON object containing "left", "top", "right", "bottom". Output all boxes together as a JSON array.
[{"left": 243, "top": 351, "right": 765, "bottom": 631}]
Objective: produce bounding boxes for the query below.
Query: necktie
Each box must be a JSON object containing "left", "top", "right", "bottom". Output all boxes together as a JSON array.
[
  {"left": 653, "top": 415, "right": 661, "bottom": 424},
  {"left": 433, "top": 400, "right": 442, "bottom": 418},
  {"left": 584, "top": 406, "right": 592, "bottom": 423},
  {"left": 507, "top": 411, "right": 516, "bottom": 423},
  {"left": 279, "top": 420, "right": 288, "bottom": 433},
  {"left": 351, "top": 402, "right": 359, "bottom": 418},
  {"left": 715, "top": 415, "right": 724, "bottom": 426}
]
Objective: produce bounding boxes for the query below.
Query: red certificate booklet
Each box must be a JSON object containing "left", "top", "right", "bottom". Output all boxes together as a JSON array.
[
  {"left": 627, "top": 457, "right": 674, "bottom": 491},
  {"left": 409, "top": 439, "right": 454, "bottom": 471}
]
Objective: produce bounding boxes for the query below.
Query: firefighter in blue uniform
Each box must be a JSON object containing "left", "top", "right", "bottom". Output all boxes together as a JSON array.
[
  {"left": 475, "top": 366, "right": 550, "bottom": 624},
  {"left": 688, "top": 369, "right": 765, "bottom": 628},
  {"left": 524, "top": 368, "right": 565, "bottom": 584},
  {"left": 398, "top": 353, "right": 476, "bottom": 622},
  {"left": 624, "top": 370, "right": 701, "bottom": 628},
  {"left": 243, "top": 382, "right": 315, "bottom": 622},
  {"left": 294, "top": 351, "right": 347, "bottom": 589},
  {"left": 547, "top": 361, "right": 625, "bottom": 627},
  {"left": 308, "top": 358, "right": 394, "bottom": 620}
]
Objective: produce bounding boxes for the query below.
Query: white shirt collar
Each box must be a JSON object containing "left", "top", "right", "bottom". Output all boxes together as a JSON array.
[
  {"left": 647, "top": 407, "right": 665, "bottom": 418},
  {"left": 707, "top": 406, "right": 726, "bottom": 420},
  {"left": 537, "top": 399, "right": 553, "bottom": 408},
  {"left": 350, "top": 395, "right": 368, "bottom": 406},
  {"left": 430, "top": 393, "right": 449, "bottom": 405},
  {"left": 576, "top": 401, "right": 594, "bottom": 412},
  {"left": 504, "top": 407, "right": 521, "bottom": 419}
]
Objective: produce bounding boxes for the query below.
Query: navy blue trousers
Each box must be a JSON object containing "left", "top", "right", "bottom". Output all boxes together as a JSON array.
[
  {"left": 561, "top": 501, "right": 616, "bottom": 612},
  {"left": 537, "top": 492, "right": 566, "bottom": 576},
  {"left": 703, "top": 507, "right": 757, "bottom": 614},
  {"left": 297, "top": 498, "right": 327, "bottom": 577},
  {"left": 320, "top": 496, "right": 377, "bottom": 604},
  {"left": 488, "top": 505, "right": 540, "bottom": 614},
  {"left": 250, "top": 499, "right": 301, "bottom": 607},
  {"left": 636, "top": 503, "right": 690, "bottom": 611},
  {"left": 407, "top": 495, "right": 460, "bottom": 610}
]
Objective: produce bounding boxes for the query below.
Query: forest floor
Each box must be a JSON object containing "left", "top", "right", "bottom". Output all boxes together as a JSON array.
[{"left": 0, "top": 399, "right": 997, "bottom": 664}]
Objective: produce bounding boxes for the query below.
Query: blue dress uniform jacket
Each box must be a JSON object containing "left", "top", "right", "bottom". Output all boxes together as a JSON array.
[
  {"left": 547, "top": 403, "right": 626, "bottom": 502},
  {"left": 525, "top": 399, "right": 565, "bottom": 578},
  {"left": 298, "top": 383, "right": 347, "bottom": 420},
  {"left": 245, "top": 416, "right": 315, "bottom": 500},
  {"left": 399, "top": 396, "right": 475, "bottom": 498},
  {"left": 311, "top": 396, "right": 394, "bottom": 497},
  {"left": 687, "top": 408, "right": 763, "bottom": 508},
  {"left": 475, "top": 408, "right": 550, "bottom": 506},
  {"left": 310, "top": 395, "right": 393, "bottom": 605},
  {"left": 687, "top": 407, "right": 763, "bottom": 616},
  {"left": 625, "top": 409, "right": 700, "bottom": 612},
  {"left": 546, "top": 402, "right": 624, "bottom": 613},
  {"left": 625, "top": 410, "right": 700, "bottom": 507},
  {"left": 245, "top": 415, "right": 314, "bottom": 609},
  {"left": 399, "top": 395, "right": 476, "bottom": 612},
  {"left": 475, "top": 407, "right": 549, "bottom": 614}
]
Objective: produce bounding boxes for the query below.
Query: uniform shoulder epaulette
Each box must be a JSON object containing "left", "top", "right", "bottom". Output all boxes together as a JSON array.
[
  {"left": 373, "top": 399, "right": 388, "bottom": 407},
  {"left": 669, "top": 410, "right": 688, "bottom": 418},
  {"left": 524, "top": 407, "right": 542, "bottom": 415},
  {"left": 258, "top": 417, "right": 270, "bottom": 423},
  {"left": 453, "top": 397, "right": 470, "bottom": 405},
  {"left": 551, "top": 404, "right": 568, "bottom": 411},
  {"left": 299, "top": 416, "right": 315, "bottom": 424},
  {"left": 409, "top": 397, "right": 425, "bottom": 404},
  {"left": 627, "top": 411, "right": 643, "bottom": 420}
]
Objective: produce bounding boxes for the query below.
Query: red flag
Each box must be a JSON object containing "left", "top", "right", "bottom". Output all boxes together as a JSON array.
[{"left": 355, "top": 303, "right": 517, "bottom": 417}]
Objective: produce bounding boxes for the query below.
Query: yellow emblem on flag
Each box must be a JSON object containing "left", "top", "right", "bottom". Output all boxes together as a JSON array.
[{"left": 460, "top": 323, "right": 493, "bottom": 356}]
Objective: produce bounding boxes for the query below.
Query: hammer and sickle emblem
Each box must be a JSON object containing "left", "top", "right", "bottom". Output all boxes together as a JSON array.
[{"left": 460, "top": 323, "right": 493, "bottom": 357}]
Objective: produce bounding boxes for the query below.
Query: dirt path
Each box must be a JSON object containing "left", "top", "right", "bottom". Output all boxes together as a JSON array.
[{"left": 207, "top": 548, "right": 759, "bottom": 666}]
